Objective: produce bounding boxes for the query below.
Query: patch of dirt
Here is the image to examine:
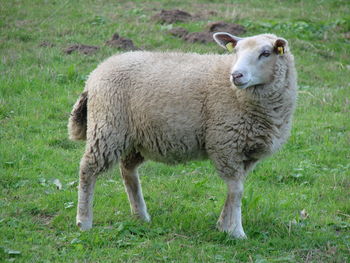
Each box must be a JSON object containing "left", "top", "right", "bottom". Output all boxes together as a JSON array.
[
  {"left": 208, "top": 21, "right": 246, "bottom": 35},
  {"left": 298, "top": 245, "right": 340, "bottom": 263},
  {"left": 15, "top": 19, "right": 32, "bottom": 27},
  {"left": 201, "top": 10, "right": 218, "bottom": 17},
  {"left": 168, "top": 21, "right": 246, "bottom": 44},
  {"left": 344, "top": 32, "right": 350, "bottom": 40},
  {"left": 168, "top": 27, "right": 189, "bottom": 38},
  {"left": 105, "top": 33, "right": 138, "bottom": 50},
  {"left": 39, "top": 41, "right": 55, "bottom": 48},
  {"left": 152, "top": 9, "right": 192, "bottom": 24},
  {"left": 36, "top": 213, "right": 55, "bottom": 226},
  {"left": 63, "top": 44, "right": 99, "bottom": 55},
  {"left": 29, "top": 209, "right": 56, "bottom": 226},
  {"left": 183, "top": 32, "right": 214, "bottom": 44},
  {"left": 192, "top": 10, "right": 218, "bottom": 20}
]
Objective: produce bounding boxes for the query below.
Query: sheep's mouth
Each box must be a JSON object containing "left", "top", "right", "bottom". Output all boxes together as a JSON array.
[
  {"left": 232, "top": 78, "right": 265, "bottom": 90},
  {"left": 234, "top": 81, "right": 250, "bottom": 89},
  {"left": 236, "top": 83, "right": 265, "bottom": 91}
]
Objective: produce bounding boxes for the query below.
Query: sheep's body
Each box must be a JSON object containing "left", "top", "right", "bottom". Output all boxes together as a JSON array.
[
  {"left": 71, "top": 51, "right": 295, "bottom": 165},
  {"left": 69, "top": 33, "right": 297, "bottom": 238}
]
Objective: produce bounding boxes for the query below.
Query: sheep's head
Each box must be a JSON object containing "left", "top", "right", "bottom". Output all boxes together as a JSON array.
[{"left": 214, "top": 32, "right": 288, "bottom": 90}]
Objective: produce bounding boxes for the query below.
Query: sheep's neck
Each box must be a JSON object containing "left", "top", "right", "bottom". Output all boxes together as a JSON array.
[
  {"left": 237, "top": 86, "right": 283, "bottom": 106},
  {"left": 235, "top": 81, "right": 295, "bottom": 128}
]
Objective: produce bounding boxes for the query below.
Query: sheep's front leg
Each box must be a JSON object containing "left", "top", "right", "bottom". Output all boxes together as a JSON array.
[
  {"left": 217, "top": 178, "right": 246, "bottom": 239},
  {"left": 120, "top": 153, "right": 150, "bottom": 222},
  {"left": 120, "top": 166, "right": 150, "bottom": 222}
]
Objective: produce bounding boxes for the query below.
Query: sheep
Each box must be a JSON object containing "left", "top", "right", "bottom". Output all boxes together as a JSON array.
[{"left": 68, "top": 32, "right": 297, "bottom": 239}]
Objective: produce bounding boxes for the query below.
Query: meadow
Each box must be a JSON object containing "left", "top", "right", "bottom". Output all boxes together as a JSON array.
[{"left": 1, "top": 0, "right": 349, "bottom": 262}]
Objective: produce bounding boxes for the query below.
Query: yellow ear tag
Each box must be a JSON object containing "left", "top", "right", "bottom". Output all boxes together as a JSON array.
[
  {"left": 277, "top": 46, "right": 284, "bottom": 55},
  {"left": 225, "top": 42, "right": 234, "bottom": 52}
]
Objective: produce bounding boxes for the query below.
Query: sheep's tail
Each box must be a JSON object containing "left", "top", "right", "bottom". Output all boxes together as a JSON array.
[{"left": 68, "top": 91, "right": 88, "bottom": 141}]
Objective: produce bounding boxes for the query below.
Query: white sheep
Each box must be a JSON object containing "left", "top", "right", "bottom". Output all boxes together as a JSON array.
[{"left": 68, "top": 32, "right": 297, "bottom": 238}]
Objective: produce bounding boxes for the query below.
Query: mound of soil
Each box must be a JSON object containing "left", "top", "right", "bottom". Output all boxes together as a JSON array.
[
  {"left": 64, "top": 44, "right": 99, "bottom": 55},
  {"left": 152, "top": 9, "right": 192, "bottom": 24},
  {"left": 168, "top": 27, "right": 189, "bottom": 38},
  {"left": 105, "top": 33, "right": 137, "bottom": 50},
  {"left": 168, "top": 21, "right": 246, "bottom": 44},
  {"left": 208, "top": 21, "right": 246, "bottom": 35},
  {"left": 168, "top": 27, "right": 213, "bottom": 43},
  {"left": 183, "top": 32, "right": 213, "bottom": 44}
]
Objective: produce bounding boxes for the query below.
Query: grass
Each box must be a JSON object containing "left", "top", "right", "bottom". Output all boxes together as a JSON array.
[{"left": 1, "top": 0, "right": 350, "bottom": 262}]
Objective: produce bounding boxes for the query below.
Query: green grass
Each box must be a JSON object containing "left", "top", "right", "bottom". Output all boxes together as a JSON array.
[{"left": 1, "top": 0, "right": 350, "bottom": 262}]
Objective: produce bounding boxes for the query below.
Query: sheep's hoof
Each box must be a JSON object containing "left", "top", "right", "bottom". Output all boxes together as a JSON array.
[
  {"left": 76, "top": 218, "right": 92, "bottom": 231},
  {"left": 223, "top": 228, "right": 247, "bottom": 239},
  {"left": 135, "top": 212, "right": 151, "bottom": 222},
  {"left": 230, "top": 230, "right": 247, "bottom": 239},
  {"left": 142, "top": 213, "right": 151, "bottom": 222},
  {"left": 217, "top": 222, "right": 247, "bottom": 239}
]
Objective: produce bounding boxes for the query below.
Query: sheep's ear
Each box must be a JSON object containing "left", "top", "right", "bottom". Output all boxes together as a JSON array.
[
  {"left": 274, "top": 38, "right": 287, "bottom": 55},
  {"left": 213, "top": 32, "right": 242, "bottom": 52}
]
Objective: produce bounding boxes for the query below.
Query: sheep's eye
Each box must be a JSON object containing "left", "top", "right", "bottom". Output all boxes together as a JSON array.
[{"left": 259, "top": 50, "right": 271, "bottom": 59}]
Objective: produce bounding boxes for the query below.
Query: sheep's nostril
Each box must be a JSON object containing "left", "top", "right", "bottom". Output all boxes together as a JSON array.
[{"left": 232, "top": 72, "right": 243, "bottom": 80}]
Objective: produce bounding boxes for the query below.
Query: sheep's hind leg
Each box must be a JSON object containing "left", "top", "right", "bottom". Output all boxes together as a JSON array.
[
  {"left": 120, "top": 152, "right": 150, "bottom": 222},
  {"left": 76, "top": 152, "right": 99, "bottom": 231},
  {"left": 217, "top": 177, "right": 246, "bottom": 239},
  {"left": 77, "top": 137, "right": 119, "bottom": 230}
]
